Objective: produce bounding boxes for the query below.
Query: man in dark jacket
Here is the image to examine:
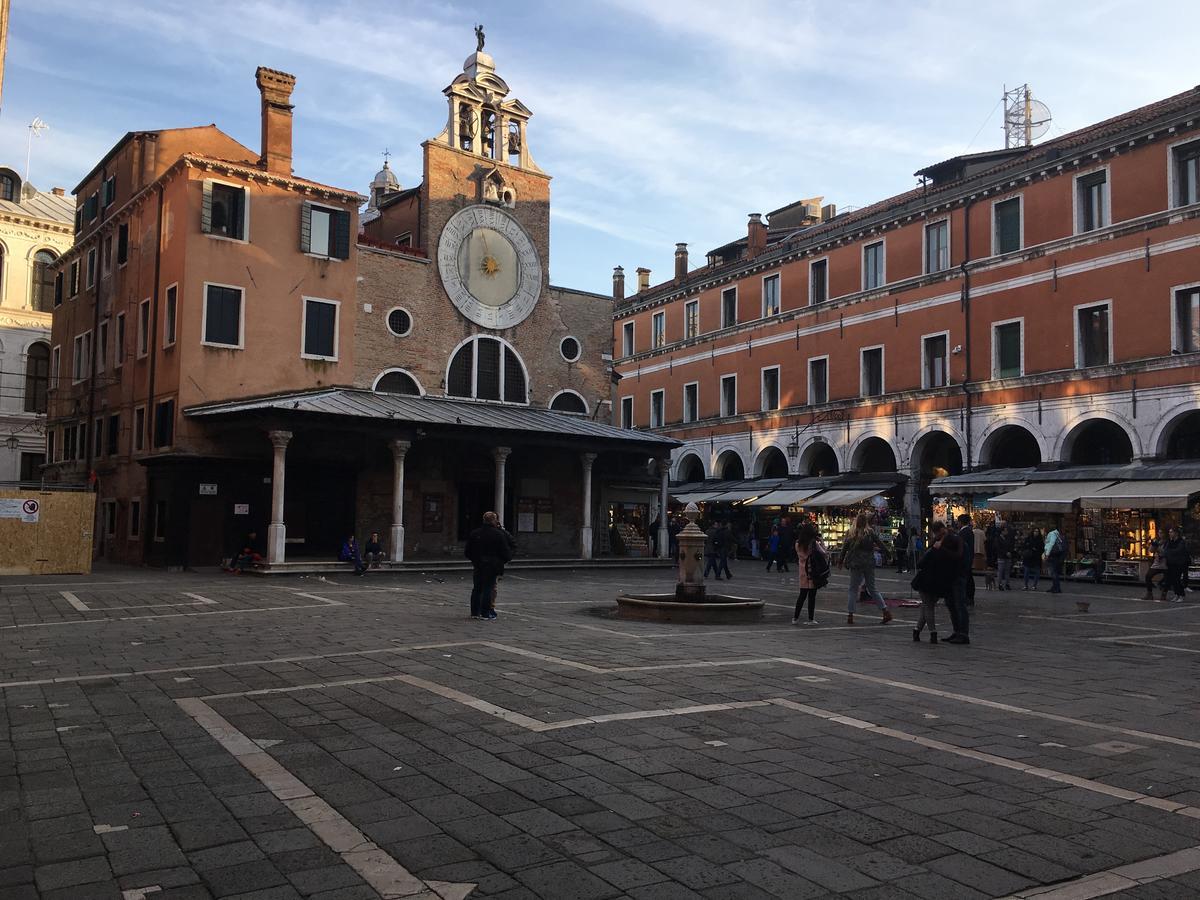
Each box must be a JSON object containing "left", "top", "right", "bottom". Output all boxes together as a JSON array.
[
  {"left": 464, "top": 511, "right": 513, "bottom": 620},
  {"left": 1163, "top": 527, "right": 1192, "bottom": 602},
  {"left": 947, "top": 514, "right": 974, "bottom": 644}
]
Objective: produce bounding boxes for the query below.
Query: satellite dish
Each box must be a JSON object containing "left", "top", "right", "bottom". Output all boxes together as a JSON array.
[{"left": 1027, "top": 99, "right": 1052, "bottom": 141}]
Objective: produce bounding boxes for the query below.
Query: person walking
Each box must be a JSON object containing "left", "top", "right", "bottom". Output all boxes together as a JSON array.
[
  {"left": 704, "top": 521, "right": 723, "bottom": 580},
  {"left": 839, "top": 513, "right": 892, "bottom": 625},
  {"left": 765, "top": 525, "right": 782, "bottom": 573},
  {"left": 1021, "top": 527, "right": 1043, "bottom": 590},
  {"left": 793, "top": 522, "right": 828, "bottom": 625},
  {"left": 995, "top": 523, "right": 1016, "bottom": 590},
  {"left": 946, "top": 514, "right": 974, "bottom": 643},
  {"left": 908, "top": 526, "right": 924, "bottom": 573},
  {"left": 777, "top": 517, "right": 793, "bottom": 573},
  {"left": 911, "top": 523, "right": 960, "bottom": 644},
  {"left": 1163, "top": 527, "right": 1191, "bottom": 602},
  {"left": 1044, "top": 522, "right": 1066, "bottom": 594},
  {"left": 717, "top": 521, "right": 735, "bottom": 579},
  {"left": 1144, "top": 535, "right": 1168, "bottom": 601},
  {"left": 464, "top": 511, "right": 513, "bottom": 620},
  {"left": 893, "top": 525, "right": 910, "bottom": 573}
]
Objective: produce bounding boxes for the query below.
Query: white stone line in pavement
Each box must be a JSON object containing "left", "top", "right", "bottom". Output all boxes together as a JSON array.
[
  {"left": 1, "top": 593, "right": 345, "bottom": 631},
  {"left": 1091, "top": 631, "right": 1198, "bottom": 642},
  {"left": 176, "top": 697, "right": 468, "bottom": 900},
  {"left": 772, "top": 656, "right": 1200, "bottom": 751},
  {"left": 768, "top": 697, "right": 1200, "bottom": 818},
  {"left": 1002, "top": 845, "right": 1200, "bottom": 899},
  {"left": 1102, "top": 641, "right": 1200, "bottom": 655},
  {"left": 534, "top": 700, "right": 773, "bottom": 732},
  {"left": 60, "top": 590, "right": 89, "bottom": 611},
  {"left": 60, "top": 591, "right": 221, "bottom": 612}
]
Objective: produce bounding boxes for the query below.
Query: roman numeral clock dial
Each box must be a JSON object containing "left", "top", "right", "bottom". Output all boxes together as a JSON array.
[{"left": 437, "top": 205, "right": 541, "bottom": 329}]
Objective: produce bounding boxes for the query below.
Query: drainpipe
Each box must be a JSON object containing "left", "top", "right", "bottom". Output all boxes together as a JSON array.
[
  {"left": 144, "top": 183, "right": 165, "bottom": 559},
  {"left": 960, "top": 197, "right": 975, "bottom": 472},
  {"left": 84, "top": 165, "right": 109, "bottom": 481}
]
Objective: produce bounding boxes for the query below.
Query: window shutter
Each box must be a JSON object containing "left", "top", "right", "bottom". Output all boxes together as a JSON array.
[
  {"left": 333, "top": 209, "right": 350, "bottom": 260},
  {"left": 201, "top": 180, "right": 213, "bottom": 234},
  {"left": 54, "top": 272, "right": 63, "bottom": 306},
  {"left": 299, "top": 202, "right": 312, "bottom": 253},
  {"left": 117, "top": 224, "right": 128, "bottom": 264}
]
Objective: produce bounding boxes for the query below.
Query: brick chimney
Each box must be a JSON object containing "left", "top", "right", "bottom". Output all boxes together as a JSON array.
[
  {"left": 255, "top": 66, "right": 296, "bottom": 175},
  {"left": 747, "top": 213, "right": 767, "bottom": 259},
  {"left": 51, "top": 187, "right": 65, "bottom": 196},
  {"left": 612, "top": 266, "right": 625, "bottom": 301},
  {"left": 674, "top": 243, "right": 688, "bottom": 282},
  {"left": 636, "top": 267, "right": 651, "bottom": 292}
]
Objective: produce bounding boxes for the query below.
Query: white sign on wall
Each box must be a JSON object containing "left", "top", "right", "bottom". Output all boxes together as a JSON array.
[
  {"left": 199, "top": 483, "right": 218, "bottom": 496},
  {"left": 233, "top": 503, "right": 250, "bottom": 516},
  {"left": 0, "top": 498, "right": 39, "bottom": 523}
]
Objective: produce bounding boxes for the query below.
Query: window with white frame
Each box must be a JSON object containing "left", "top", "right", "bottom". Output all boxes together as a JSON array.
[
  {"left": 153, "top": 398, "right": 175, "bottom": 449},
  {"left": 302, "top": 297, "right": 339, "bottom": 360},
  {"left": 1172, "top": 140, "right": 1200, "bottom": 208},
  {"left": 102, "top": 234, "right": 112, "bottom": 275},
  {"left": 202, "top": 284, "right": 243, "bottom": 348},
  {"left": 809, "top": 259, "right": 828, "bottom": 305},
  {"left": 105, "top": 414, "right": 119, "bottom": 457},
  {"left": 922, "top": 333, "right": 949, "bottom": 388},
  {"left": 1076, "top": 303, "right": 1111, "bottom": 367},
  {"left": 720, "top": 374, "right": 737, "bottom": 417},
  {"left": 721, "top": 287, "right": 737, "bottom": 328},
  {"left": 137, "top": 299, "right": 151, "bottom": 357},
  {"left": 652, "top": 311, "right": 666, "bottom": 348},
  {"left": 620, "top": 396, "right": 634, "bottom": 429},
  {"left": 93, "top": 418, "right": 103, "bottom": 459},
  {"left": 993, "top": 196, "right": 1022, "bottom": 254},
  {"left": 153, "top": 499, "right": 167, "bottom": 542},
  {"left": 684, "top": 299, "right": 699, "bottom": 339},
  {"left": 761, "top": 366, "right": 780, "bottom": 411},
  {"left": 301, "top": 202, "right": 350, "bottom": 259},
  {"left": 808, "top": 356, "right": 828, "bottom": 405},
  {"left": 621, "top": 321, "right": 634, "bottom": 356},
  {"left": 924, "top": 220, "right": 949, "bottom": 274},
  {"left": 97, "top": 320, "right": 108, "bottom": 373},
  {"left": 114, "top": 313, "right": 125, "bottom": 368},
  {"left": 446, "top": 336, "right": 527, "bottom": 402},
  {"left": 1075, "top": 170, "right": 1108, "bottom": 233},
  {"left": 762, "top": 274, "right": 781, "bottom": 317},
  {"left": 101, "top": 500, "right": 116, "bottom": 538},
  {"left": 202, "top": 181, "right": 247, "bottom": 241},
  {"left": 650, "top": 389, "right": 665, "bottom": 428},
  {"left": 68, "top": 260, "right": 80, "bottom": 297},
  {"left": 133, "top": 406, "right": 146, "bottom": 452},
  {"left": 993, "top": 320, "right": 1023, "bottom": 379},
  {"left": 85, "top": 247, "right": 97, "bottom": 289},
  {"left": 50, "top": 345, "right": 61, "bottom": 390},
  {"left": 860, "top": 346, "right": 884, "bottom": 397},
  {"left": 1174, "top": 286, "right": 1200, "bottom": 353},
  {"left": 683, "top": 382, "right": 698, "bottom": 423},
  {"left": 863, "top": 241, "right": 885, "bottom": 290},
  {"left": 71, "top": 331, "right": 92, "bottom": 383},
  {"left": 129, "top": 499, "right": 142, "bottom": 540},
  {"left": 163, "top": 285, "right": 177, "bottom": 347}
]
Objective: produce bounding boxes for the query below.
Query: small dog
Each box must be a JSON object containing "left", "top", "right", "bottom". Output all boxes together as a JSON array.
[{"left": 984, "top": 570, "right": 997, "bottom": 591}]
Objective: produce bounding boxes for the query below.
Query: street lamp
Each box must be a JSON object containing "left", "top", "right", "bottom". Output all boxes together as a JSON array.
[
  {"left": 5, "top": 434, "right": 18, "bottom": 451},
  {"left": 785, "top": 426, "right": 800, "bottom": 461}
]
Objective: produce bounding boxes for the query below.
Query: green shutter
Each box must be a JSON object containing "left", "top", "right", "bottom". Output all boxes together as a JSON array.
[
  {"left": 333, "top": 209, "right": 351, "bottom": 260},
  {"left": 201, "top": 180, "right": 213, "bottom": 234},
  {"left": 299, "top": 202, "right": 312, "bottom": 253}
]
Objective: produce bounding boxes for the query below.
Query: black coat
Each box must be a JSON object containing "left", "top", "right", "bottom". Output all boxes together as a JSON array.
[
  {"left": 465, "top": 524, "right": 513, "bottom": 573},
  {"left": 1020, "top": 534, "right": 1042, "bottom": 566},
  {"left": 915, "top": 545, "right": 959, "bottom": 599},
  {"left": 1164, "top": 537, "right": 1191, "bottom": 568},
  {"left": 957, "top": 526, "right": 976, "bottom": 575}
]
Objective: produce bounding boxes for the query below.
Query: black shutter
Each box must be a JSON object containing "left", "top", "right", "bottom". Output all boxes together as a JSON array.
[
  {"left": 54, "top": 272, "right": 63, "bottom": 306},
  {"left": 299, "top": 202, "right": 312, "bottom": 253},
  {"left": 117, "top": 223, "right": 128, "bottom": 264},
  {"left": 231, "top": 188, "right": 246, "bottom": 240},
  {"left": 304, "top": 301, "right": 336, "bottom": 357},
  {"left": 332, "top": 209, "right": 351, "bottom": 259},
  {"left": 200, "top": 181, "right": 213, "bottom": 234}
]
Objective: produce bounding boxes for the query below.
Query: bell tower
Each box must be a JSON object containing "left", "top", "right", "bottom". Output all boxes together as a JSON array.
[{"left": 435, "top": 26, "right": 542, "bottom": 174}]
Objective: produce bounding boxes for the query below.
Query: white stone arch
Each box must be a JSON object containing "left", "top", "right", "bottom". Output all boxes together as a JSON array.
[
  {"left": 976, "top": 417, "right": 1048, "bottom": 468},
  {"left": 1148, "top": 400, "right": 1200, "bottom": 459},
  {"left": 797, "top": 436, "right": 843, "bottom": 476},
  {"left": 21, "top": 336, "right": 50, "bottom": 359},
  {"left": 674, "top": 451, "right": 707, "bottom": 483},
  {"left": 372, "top": 367, "right": 426, "bottom": 396},
  {"left": 847, "top": 432, "right": 899, "bottom": 473},
  {"left": 712, "top": 446, "right": 748, "bottom": 480},
  {"left": 905, "top": 423, "right": 967, "bottom": 476},
  {"left": 443, "top": 334, "right": 530, "bottom": 403},
  {"left": 0, "top": 235, "right": 10, "bottom": 303},
  {"left": 1054, "top": 410, "right": 1142, "bottom": 463},
  {"left": 547, "top": 388, "right": 589, "bottom": 415},
  {"left": 752, "top": 442, "right": 790, "bottom": 477}
]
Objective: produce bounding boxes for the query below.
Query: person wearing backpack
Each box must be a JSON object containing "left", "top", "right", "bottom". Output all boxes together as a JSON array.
[
  {"left": 793, "top": 522, "right": 828, "bottom": 625},
  {"left": 1162, "top": 527, "right": 1191, "bottom": 602},
  {"left": 1043, "top": 522, "right": 1066, "bottom": 594},
  {"left": 839, "top": 513, "right": 893, "bottom": 625}
]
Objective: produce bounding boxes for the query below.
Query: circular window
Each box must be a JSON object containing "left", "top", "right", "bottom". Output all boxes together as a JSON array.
[
  {"left": 560, "top": 336, "right": 581, "bottom": 362},
  {"left": 387, "top": 308, "right": 412, "bottom": 337}
]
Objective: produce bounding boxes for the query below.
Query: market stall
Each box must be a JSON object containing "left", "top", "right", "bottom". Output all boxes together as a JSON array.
[
  {"left": 802, "top": 485, "right": 903, "bottom": 559},
  {"left": 1077, "top": 479, "right": 1200, "bottom": 582}
]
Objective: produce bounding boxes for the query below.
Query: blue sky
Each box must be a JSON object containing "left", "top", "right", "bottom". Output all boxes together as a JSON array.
[{"left": 3, "top": 0, "right": 1197, "bottom": 295}]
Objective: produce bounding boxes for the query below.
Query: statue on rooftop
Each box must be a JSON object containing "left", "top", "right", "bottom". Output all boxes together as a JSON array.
[{"left": 474, "top": 24, "right": 485, "bottom": 52}]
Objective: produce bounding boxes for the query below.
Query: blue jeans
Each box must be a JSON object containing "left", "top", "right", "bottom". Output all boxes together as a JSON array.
[
  {"left": 470, "top": 567, "right": 498, "bottom": 616},
  {"left": 719, "top": 552, "right": 732, "bottom": 578},
  {"left": 1047, "top": 556, "right": 1063, "bottom": 592},
  {"left": 704, "top": 554, "right": 721, "bottom": 578},
  {"left": 1023, "top": 561, "right": 1040, "bottom": 589},
  {"left": 946, "top": 574, "right": 971, "bottom": 636},
  {"left": 847, "top": 567, "right": 887, "bottom": 614}
]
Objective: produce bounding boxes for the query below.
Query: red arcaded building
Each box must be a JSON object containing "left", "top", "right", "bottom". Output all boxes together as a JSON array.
[{"left": 611, "top": 86, "right": 1200, "bottom": 575}]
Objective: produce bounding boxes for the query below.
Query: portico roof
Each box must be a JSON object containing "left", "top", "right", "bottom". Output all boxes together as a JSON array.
[{"left": 185, "top": 388, "right": 680, "bottom": 450}]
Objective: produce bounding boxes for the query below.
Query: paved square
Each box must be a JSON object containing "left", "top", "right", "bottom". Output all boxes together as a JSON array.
[{"left": 4, "top": 564, "right": 1200, "bottom": 899}]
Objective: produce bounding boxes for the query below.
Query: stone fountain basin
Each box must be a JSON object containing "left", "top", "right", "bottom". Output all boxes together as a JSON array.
[{"left": 616, "top": 593, "right": 764, "bottom": 623}]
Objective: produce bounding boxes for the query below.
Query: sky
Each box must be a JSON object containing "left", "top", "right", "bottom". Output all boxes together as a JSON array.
[{"left": 3, "top": 0, "right": 1198, "bottom": 295}]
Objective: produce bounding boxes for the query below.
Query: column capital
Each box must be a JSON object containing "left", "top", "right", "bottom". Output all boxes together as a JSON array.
[
  {"left": 580, "top": 452, "right": 597, "bottom": 469},
  {"left": 268, "top": 429, "right": 293, "bottom": 451},
  {"left": 493, "top": 445, "right": 512, "bottom": 462},
  {"left": 390, "top": 438, "right": 412, "bottom": 458},
  {"left": 656, "top": 457, "right": 672, "bottom": 476}
]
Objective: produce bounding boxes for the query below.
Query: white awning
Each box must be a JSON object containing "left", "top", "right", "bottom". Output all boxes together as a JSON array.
[
  {"left": 988, "top": 481, "right": 1115, "bottom": 513},
  {"left": 1079, "top": 480, "right": 1200, "bottom": 510},
  {"left": 710, "top": 489, "right": 766, "bottom": 503},
  {"left": 801, "top": 487, "right": 887, "bottom": 507},
  {"left": 747, "top": 489, "right": 824, "bottom": 507},
  {"left": 671, "top": 491, "right": 729, "bottom": 504}
]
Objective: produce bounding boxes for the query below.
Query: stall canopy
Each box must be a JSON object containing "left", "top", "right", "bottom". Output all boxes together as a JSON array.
[
  {"left": 712, "top": 488, "right": 769, "bottom": 503},
  {"left": 747, "top": 488, "right": 825, "bottom": 507},
  {"left": 988, "top": 480, "right": 1115, "bottom": 513},
  {"left": 802, "top": 487, "right": 891, "bottom": 507},
  {"left": 671, "top": 490, "right": 730, "bottom": 504},
  {"left": 1079, "top": 480, "right": 1200, "bottom": 509}
]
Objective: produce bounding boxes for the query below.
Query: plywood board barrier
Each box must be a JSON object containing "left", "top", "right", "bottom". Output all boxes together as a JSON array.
[{"left": 0, "top": 490, "right": 95, "bottom": 576}]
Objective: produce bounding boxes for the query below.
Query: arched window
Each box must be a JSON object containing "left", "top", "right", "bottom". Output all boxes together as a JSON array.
[
  {"left": 446, "top": 337, "right": 527, "bottom": 403},
  {"left": 24, "top": 343, "right": 50, "bottom": 413},
  {"left": 550, "top": 391, "right": 587, "bottom": 415},
  {"left": 374, "top": 370, "right": 422, "bottom": 396},
  {"left": 0, "top": 172, "right": 15, "bottom": 202},
  {"left": 31, "top": 250, "right": 58, "bottom": 312}
]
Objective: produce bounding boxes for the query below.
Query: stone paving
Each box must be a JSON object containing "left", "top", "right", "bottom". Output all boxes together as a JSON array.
[{"left": 3, "top": 562, "right": 1200, "bottom": 899}]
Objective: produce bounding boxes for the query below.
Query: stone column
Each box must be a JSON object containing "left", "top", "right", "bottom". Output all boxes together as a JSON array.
[
  {"left": 657, "top": 458, "right": 671, "bottom": 559},
  {"left": 580, "top": 452, "right": 596, "bottom": 560},
  {"left": 493, "top": 446, "right": 511, "bottom": 527},
  {"left": 390, "top": 439, "right": 411, "bottom": 563},
  {"left": 496, "top": 114, "right": 507, "bottom": 162},
  {"left": 267, "top": 430, "right": 292, "bottom": 564}
]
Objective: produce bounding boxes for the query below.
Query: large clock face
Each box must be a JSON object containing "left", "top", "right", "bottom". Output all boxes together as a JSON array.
[{"left": 437, "top": 205, "right": 541, "bottom": 329}]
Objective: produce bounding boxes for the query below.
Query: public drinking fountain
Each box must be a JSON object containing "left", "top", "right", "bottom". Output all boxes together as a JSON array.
[{"left": 616, "top": 502, "right": 764, "bottom": 622}]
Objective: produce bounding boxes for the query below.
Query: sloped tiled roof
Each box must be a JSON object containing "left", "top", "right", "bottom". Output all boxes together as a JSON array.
[{"left": 0, "top": 183, "right": 74, "bottom": 225}]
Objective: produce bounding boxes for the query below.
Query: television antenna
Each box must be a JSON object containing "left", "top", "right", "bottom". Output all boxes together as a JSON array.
[
  {"left": 1002, "top": 84, "right": 1051, "bottom": 148},
  {"left": 25, "top": 116, "right": 48, "bottom": 182}
]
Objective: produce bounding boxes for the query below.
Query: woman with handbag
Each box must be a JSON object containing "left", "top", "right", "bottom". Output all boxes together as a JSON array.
[
  {"left": 911, "top": 524, "right": 961, "bottom": 644},
  {"left": 793, "top": 522, "right": 828, "bottom": 625}
]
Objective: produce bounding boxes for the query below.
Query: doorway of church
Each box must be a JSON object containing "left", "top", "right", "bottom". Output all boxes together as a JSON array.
[{"left": 457, "top": 481, "right": 495, "bottom": 541}]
